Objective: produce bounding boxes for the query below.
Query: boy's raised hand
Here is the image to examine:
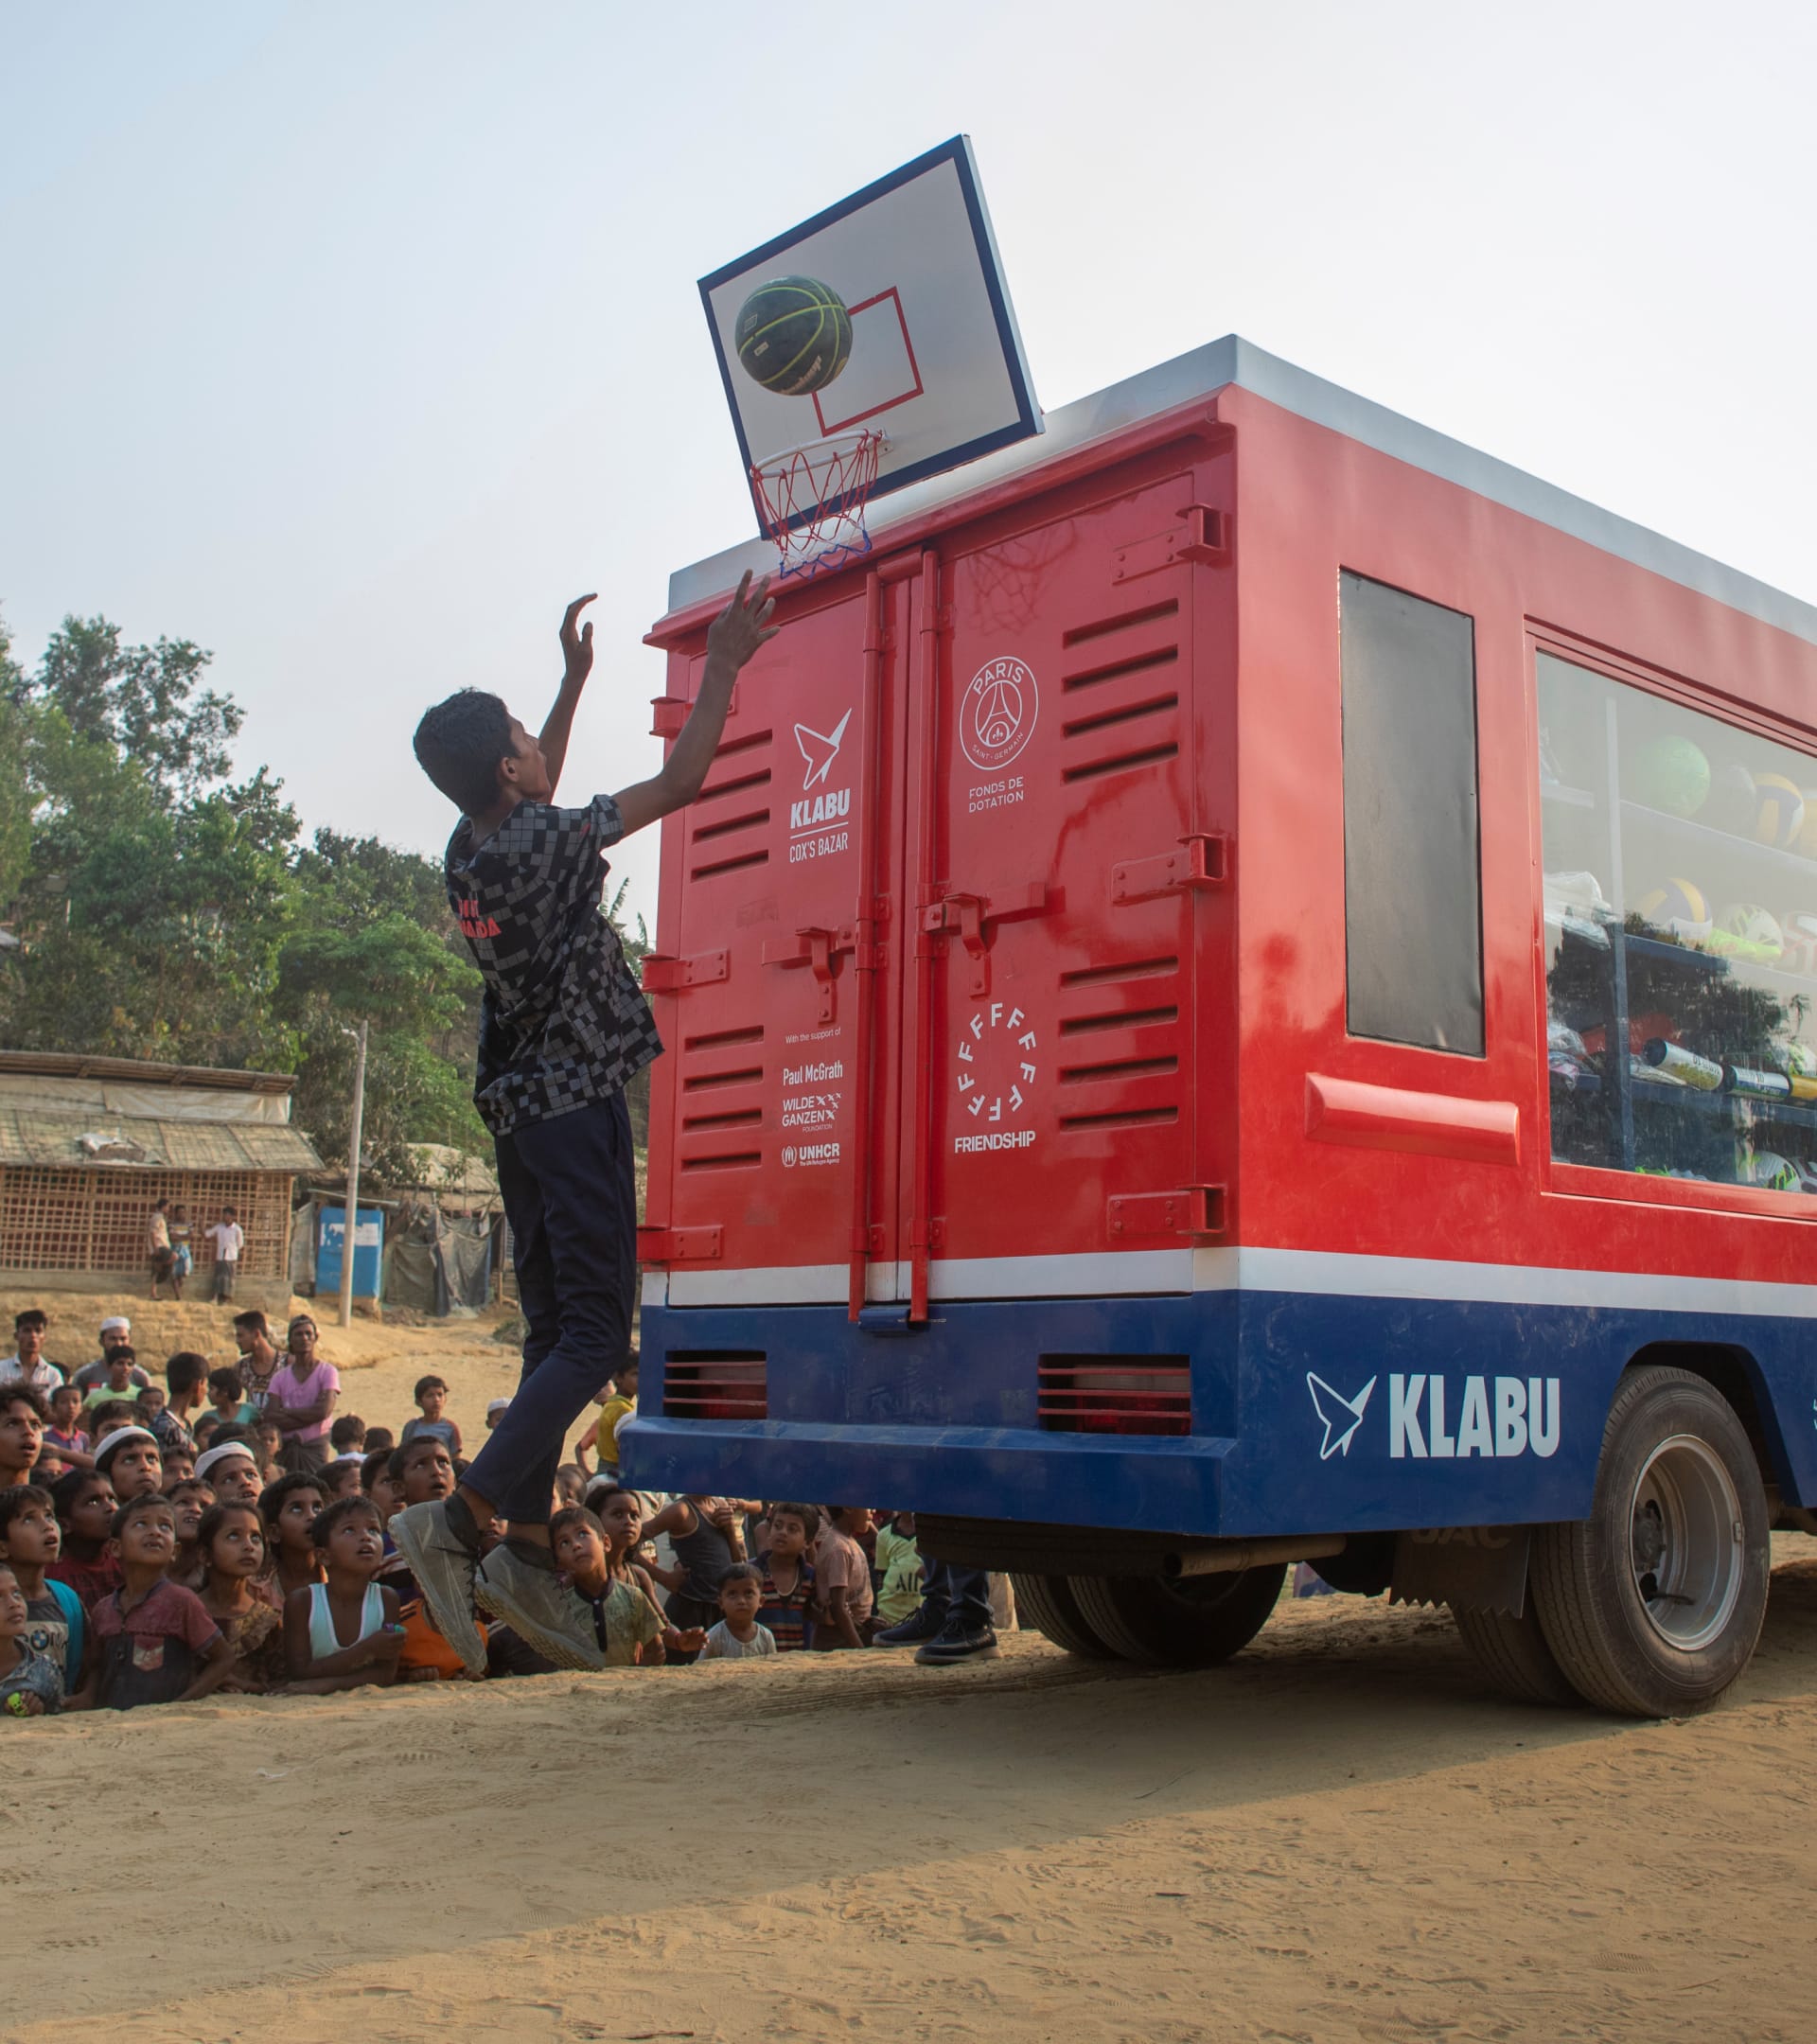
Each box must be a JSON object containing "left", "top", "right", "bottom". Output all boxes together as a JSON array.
[
  {"left": 705, "top": 570, "right": 779, "bottom": 672},
  {"left": 560, "top": 593, "right": 597, "bottom": 686}
]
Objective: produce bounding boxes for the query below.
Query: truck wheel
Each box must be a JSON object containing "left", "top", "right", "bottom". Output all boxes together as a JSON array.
[
  {"left": 1067, "top": 1563, "right": 1287, "bottom": 1669},
  {"left": 1530, "top": 1366, "right": 1769, "bottom": 1717},
  {"left": 1010, "top": 1573, "right": 1118, "bottom": 1659},
  {"left": 1452, "top": 1603, "right": 1583, "bottom": 1707}
]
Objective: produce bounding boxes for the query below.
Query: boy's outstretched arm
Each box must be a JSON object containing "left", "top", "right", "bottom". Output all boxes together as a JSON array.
[
  {"left": 613, "top": 571, "right": 778, "bottom": 837},
  {"left": 538, "top": 592, "right": 598, "bottom": 801}
]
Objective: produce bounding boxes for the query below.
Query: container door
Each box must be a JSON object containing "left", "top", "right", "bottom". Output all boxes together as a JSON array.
[
  {"left": 905, "top": 478, "right": 1211, "bottom": 1304},
  {"left": 645, "top": 582, "right": 912, "bottom": 1309}
]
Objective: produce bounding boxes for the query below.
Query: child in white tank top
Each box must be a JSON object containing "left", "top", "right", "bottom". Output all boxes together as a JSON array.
[{"left": 282, "top": 1495, "right": 403, "bottom": 1693}]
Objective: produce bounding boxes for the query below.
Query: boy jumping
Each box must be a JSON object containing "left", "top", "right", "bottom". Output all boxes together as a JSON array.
[{"left": 395, "top": 572, "right": 777, "bottom": 1671}]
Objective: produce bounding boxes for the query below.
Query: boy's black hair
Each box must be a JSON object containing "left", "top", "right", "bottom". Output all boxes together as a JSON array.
[
  {"left": 311, "top": 1491, "right": 382, "bottom": 1549},
  {"left": 51, "top": 1467, "right": 110, "bottom": 1521},
  {"left": 719, "top": 1561, "right": 764, "bottom": 1590},
  {"left": 135, "top": 1384, "right": 167, "bottom": 1406},
  {"left": 196, "top": 1497, "right": 262, "bottom": 1562},
  {"left": 767, "top": 1501, "right": 820, "bottom": 1541},
  {"left": 209, "top": 1422, "right": 256, "bottom": 1447},
  {"left": 88, "top": 1400, "right": 139, "bottom": 1434},
  {"left": 13, "top": 1308, "right": 47, "bottom": 1333},
  {"left": 614, "top": 1352, "right": 640, "bottom": 1380},
  {"left": 0, "top": 1383, "right": 48, "bottom": 1424},
  {"left": 233, "top": 1310, "right": 269, "bottom": 1336},
  {"left": 414, "top": 689, "right": 516, "bottom": 816},
  {"left": 48, "top": 1380, "right": 81, "bottom": 1406},
  {"left": 328, "top": 1414, "right": 365, "bottom": 1450},
  {"left": 388, "top": 1435, "right": 449, "bottom": 1482},
  {"left": 167, "top": 1476, "right": 216, "bottom": 1506},
  {"left": 254, "top": 1416, "right": 283, "bottom": 1440},
  {"left": 258, "top": 1470, "right": 326, "bottom": 1530},
  {"left": 110, "top": 1490, "right": 174, "bottom": 1541},
  {"left": 207, "top": 1366, "right": 245, "bottom": 1400},
  {"left": 360, "top": 1447, "right": 395, "bottom": 1492},
  {"left": 0, "top": 1483, "right": 56, "bottom": 1542},
  {"left": 103, "top": 1344, "right": 137, "bottom": 1369},
  {"left": 363, "top": 1427, "right": 396, "bottom": 1454},
  {"left": 550, "top": 1504, "right": 605, "bottom": 1544},
  {"left": 166, "top": 1351, "right": 208, "bottom": 1396},
  {"left": 413, "top": 1375, "right": 448, "bottom": 1402}
]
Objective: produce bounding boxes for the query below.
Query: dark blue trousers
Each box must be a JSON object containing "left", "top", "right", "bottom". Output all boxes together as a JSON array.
[
  {"left": 465, "top": 1092, "right": 637, "bottom": 1525},
  {"left": 921, "top": 1559, "right": 993, "bottom": 1627}
]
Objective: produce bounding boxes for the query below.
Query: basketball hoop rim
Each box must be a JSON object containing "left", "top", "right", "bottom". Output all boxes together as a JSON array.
[{"left": 750, "top": 427, "right": 888, "bottom": 482}]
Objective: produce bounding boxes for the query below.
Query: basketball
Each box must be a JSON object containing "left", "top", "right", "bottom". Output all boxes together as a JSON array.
[
  {"left": 1753, "top": 771, "right": 1807, "bottom": 847},
  {"left": 735, "top": 276, "right": 854, "bottom": 396},
  {"left": 1630, "top": 733, "right": 1710, "bottom": 818}
]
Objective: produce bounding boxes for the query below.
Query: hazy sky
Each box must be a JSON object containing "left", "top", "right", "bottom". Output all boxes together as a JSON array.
[{"left": 5, "top": 1, "right": 1813, "bottom": 932}]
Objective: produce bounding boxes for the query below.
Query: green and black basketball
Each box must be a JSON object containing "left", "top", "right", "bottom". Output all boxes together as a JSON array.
[{"left": 734, "top": 275, "right": 853, "bottom": 396}]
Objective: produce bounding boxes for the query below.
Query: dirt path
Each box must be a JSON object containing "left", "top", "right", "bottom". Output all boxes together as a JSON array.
[{"left": 11, "top": 1555, "right": 1817, "bottom": 2042}]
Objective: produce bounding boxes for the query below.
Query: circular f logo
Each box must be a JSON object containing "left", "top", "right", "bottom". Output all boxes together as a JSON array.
[{"left": 960, "top": 657, "right": 1038, "bottom": 772}]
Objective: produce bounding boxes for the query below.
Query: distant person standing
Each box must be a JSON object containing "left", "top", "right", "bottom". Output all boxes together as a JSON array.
[
  {"left": 167, "top": 1205, "right": 194, "bottom": 1298},
  {"left": 208, "top": 1207, "right": 244, "bottom": 1302},
  {"left": 147, "top": 1199, "right": 174, "bottom": 1301},
  {"left": 265, "top": 1315, "right": 340, "bottom": 1473}
]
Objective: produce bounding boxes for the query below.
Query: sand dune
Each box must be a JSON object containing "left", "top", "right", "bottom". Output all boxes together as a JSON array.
[{"left": 12, "top": 1556, "right": 1817, "bottom": 2042}]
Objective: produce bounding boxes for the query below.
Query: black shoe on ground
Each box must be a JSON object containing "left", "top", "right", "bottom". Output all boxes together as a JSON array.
[
  {"left": 872, "top": 1602, "right": 949, "bottom": 1648},
  {"left": 914, "top": 1616, "right": 1000, "bottom": 1665}
]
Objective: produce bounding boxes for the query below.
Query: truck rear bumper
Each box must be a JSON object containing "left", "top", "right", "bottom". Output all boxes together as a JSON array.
[{"left": 622, "top": 1415, "right": 1234, "bottom": 1537}]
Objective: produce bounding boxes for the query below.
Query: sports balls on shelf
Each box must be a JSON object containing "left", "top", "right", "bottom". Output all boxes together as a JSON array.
[
  {"left": 1633, "top": 876, "right": 1710, "bottom": 942},
  {"left": 1781, "top": 910, "right": 1817, "bottom": 976},
  {"left": 1791, "top": 793, "right": 1817, "bottom": 860},
  {"left": 1747, "top": 1150, "right": 1801, "bottom": 1191},
  {"left": 1752, "top": 772, "right": 1807, "bottom": 847},
  {"left": 1630, "top": 733, "right": 1710, "bottom": 817},
  {"left": 735, "top": 276, "right": 854, "bottom": 396},
  {"left": 1711, "top": 902, "right": 1784, "bottom": 960},
  {"left": 1704, "top": 763, "right": 1759, "bottom": 836}
]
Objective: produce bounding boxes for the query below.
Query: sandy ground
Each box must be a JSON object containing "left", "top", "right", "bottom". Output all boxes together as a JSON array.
[{"left": 10, "top": 1531, "right": 1817, "bottom": 2041}]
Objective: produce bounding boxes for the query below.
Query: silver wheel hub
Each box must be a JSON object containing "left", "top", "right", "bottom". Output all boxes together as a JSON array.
[{"left": 1628, "top": 1433, "right": 1745, "bottom": 1653}]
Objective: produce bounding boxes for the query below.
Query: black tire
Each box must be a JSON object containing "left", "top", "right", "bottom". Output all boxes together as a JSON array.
[
  {"left": 1530, "top": 1365, "right": 1769, "bottom": 1718},
  {"left": 1067, "top": 1563, "right": 1287, "bottom": 1669},
  {"left": 1010, "top": 1572, "right": 1118, "bottom": 1659},
  {"left": 1452, "top": 1602, "right": 1584, "bottom": 1707}
]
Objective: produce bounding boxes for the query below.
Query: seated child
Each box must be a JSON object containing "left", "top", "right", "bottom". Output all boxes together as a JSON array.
[
  {"left": 319, "top": 1454, "right": 363, "bottom": 1500},
  {"left": 399, "top": 1376, "right": 462, "bottom": 1455},
  {"left": 86, "top": 1401, "right": 140, "bottom": 1446},
  {"left": 812, "top": 1506, "right": 875, "bottom": 1651},
  {"left": 206, "top": 1366, "right": 257, "bottom": 1431},
  {"left": 94, "top": 1425, "right": 163, "bottom": 1503},
  {"left": 591, "top": 1354, "right": 639, "bottom": 1485},
  {"left": 379, "top": 1436, "right": 482, "bottom": 1682},
  {"left": 700, "top": 1561, "right": 777, "bottom": 1661},
  {"left": 873, "top": 1509, "right": 925, "bottom": 1630},
  {"left": 46, "top": 1470, "right": 121, "bottom": 1612},
  {"left": 159, "top": 1444, "right": 197, "bottom": 1490},
  {"left": 75, "top": 1492, "right": 234, "bottom": 1710},
  {"left": 192, "top": 1412, "right": 221, "bottom": 1453},
  {"left": 252, "top": 1416, "right": 284, "bottom": 1477},
  {"left": 755, "top": 1503, "right": 818, "bottom": 1652},
  {"left": 195, "top": 1501, "right": 284, "bottom": 1693},
  {"left": 328, "top": 1414, "right": 366, "bottom": 1457},
  {"left": 554, "top": 1463, "right": 587, "bottom": 1509},
  {"left": 0, "top": 1563, "right": 63, "bottom": 1718},
  {"left": 551, "top": 1497, "right": 703, "bottom": 1666},
  {"left": 486, "top": 1397, "right": 510, "bottom": 1432},
  {"left": 259, "top": 1471, "right": 326, "bottom": 1600},
  {"left": 362, "top": 1426, "right": 396, "bottom": 1454},
  {"left": 166, "top": 1476, "right": 216, "bottom": 1589},
  {"left": 40, "top": 1383, "right": 94, "bottom": 1478},
  {"left": 194, "top": 1439, "right": 263, "bottom": 1506},
  {"left": 282, "top": 1495, "right": 403, "bottom": 1693},
  {"left": 0, "top": 1486, "right": 84, "bottom": 1695},
  {"left": 362, "top": 1447, "right": 402, "bottom": 1524}
]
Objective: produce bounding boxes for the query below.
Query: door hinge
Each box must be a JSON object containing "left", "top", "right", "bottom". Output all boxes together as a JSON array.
[
  {"left": 920, "top": 883, "right": 1054, "bottom": 997},
  {"left": 1106, "top": 1186, "right": 1226, "bottom": 1239},
  {"left": 1110, "top": 504, "right": 1230, "bottom": 584},
  {"left": 642, "top": 950, "right": 729, "bottom": 994},
  {"left": 636, "top": 1224, "right": 724, "bottom": 1265},
  {"left": 1112, "top": 833, "right": 1228, "bottom": 906}
]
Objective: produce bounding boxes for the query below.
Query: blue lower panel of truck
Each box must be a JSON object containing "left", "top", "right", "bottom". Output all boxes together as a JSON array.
[{"left": 624, "top": 1287, "right": 1814, "bottom": 1535}]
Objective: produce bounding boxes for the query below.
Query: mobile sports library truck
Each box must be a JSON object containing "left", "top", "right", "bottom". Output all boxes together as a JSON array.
[{"left": 626, "top": 333, "right": 1817, "bottom": 1717}]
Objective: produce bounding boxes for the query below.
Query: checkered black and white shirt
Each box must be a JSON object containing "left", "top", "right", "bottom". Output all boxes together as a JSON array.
[{"left": 446, "top": 793, "right": 662, "bottom": 1137}]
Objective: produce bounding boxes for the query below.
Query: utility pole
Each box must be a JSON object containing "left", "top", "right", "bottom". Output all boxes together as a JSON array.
[{"left": 338, "top": 1019, "right": 369, "bottom": 1330}]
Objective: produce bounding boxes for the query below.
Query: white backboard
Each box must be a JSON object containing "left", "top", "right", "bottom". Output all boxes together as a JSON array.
[{"left": 700, "top": 136, "right": 1041, "bottom": 535}]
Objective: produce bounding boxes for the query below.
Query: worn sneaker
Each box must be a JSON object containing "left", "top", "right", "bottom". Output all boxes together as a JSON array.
[
  {"left": 474, "top": 1542, "right": 605, "bottom": 1671},
  {"left": 388, "top": 1499, "right": 485, "bottom": 1678},
  {"left": 872, "top": 1602, "right": 949, "bottom": 1648},
  {"left": 914, "top": 1615, "right": 1000, "bottom": 1666}
]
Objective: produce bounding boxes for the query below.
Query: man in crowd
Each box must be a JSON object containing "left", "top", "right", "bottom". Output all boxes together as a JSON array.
[
  {"left": 71, "top": 1319, "right": 149, "bottom": 1394},
  {"left": 0, "top": 1312, "right": 63, "bottom": 1391}
]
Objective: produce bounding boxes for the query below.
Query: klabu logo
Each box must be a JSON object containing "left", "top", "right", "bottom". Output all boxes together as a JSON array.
[
  {"left": 1307, "top": 1372, "right": 1561, "bottom": 1460},
  {"left": 456, "top": 897, "right": 502, "bottom": 940},
  {"left": 791, "top": 711, "right": 854, "bottom": 837}
]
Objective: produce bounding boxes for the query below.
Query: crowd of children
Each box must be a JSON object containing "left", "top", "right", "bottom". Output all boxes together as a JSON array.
[{"left": 0, "top": 1304, "right": 962, "bottom": 1718}]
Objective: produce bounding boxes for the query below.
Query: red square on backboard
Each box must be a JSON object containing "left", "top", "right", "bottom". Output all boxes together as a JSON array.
[{"left": 813, "top": 288, "right": 925, "bottom": 436}]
